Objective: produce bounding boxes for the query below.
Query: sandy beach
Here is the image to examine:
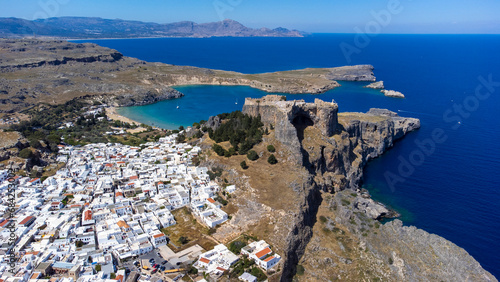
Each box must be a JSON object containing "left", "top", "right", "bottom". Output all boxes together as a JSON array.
[
  {"left": 106, "top": 107, "right": 149, "bottom": 133},
  {"left": 106, "top": 107, "right": 141, "bottom": 125}
]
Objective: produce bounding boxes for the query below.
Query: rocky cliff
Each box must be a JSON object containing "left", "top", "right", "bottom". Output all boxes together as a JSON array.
[
  {"left": 237, "top": 96, "right": 495, "bottom": 281},
  {"left": 243, "top": 95, "right": 339, "bottom": 163},
  {"left": 297, "top": 190, "right": 497, "bottom": 281}
]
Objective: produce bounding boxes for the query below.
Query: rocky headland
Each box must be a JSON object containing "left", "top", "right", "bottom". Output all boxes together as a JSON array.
[
  {"left": 0, "top": 39, "right": 376, "bottom": 115},
  {"left": 205, "top": 96, "right": 496, "bottom": 281}
]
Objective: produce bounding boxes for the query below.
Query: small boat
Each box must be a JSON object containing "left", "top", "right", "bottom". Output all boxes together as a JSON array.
[
  {"left": 176, "top": 103, "right": 180, "bottom": 109},
  {"left": 235, "top": 98, "right": 238, "bottom": 105}
]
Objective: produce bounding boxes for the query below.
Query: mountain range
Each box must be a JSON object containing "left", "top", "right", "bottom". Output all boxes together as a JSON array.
[{"left": 0, "top": 17, "right": 305, "bottom": 39}]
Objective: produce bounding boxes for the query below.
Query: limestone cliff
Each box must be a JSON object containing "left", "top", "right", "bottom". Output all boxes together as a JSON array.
[
  {"left": 242, "top": 95, "right": 339, "bottom": 163},
  {"left": 239, "top": 96, "right": 494, "bottom": 281}
]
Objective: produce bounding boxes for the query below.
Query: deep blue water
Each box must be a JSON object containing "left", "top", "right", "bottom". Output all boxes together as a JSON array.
[{"left": 75, "top": 34, "right": 500, "bottom": 277}]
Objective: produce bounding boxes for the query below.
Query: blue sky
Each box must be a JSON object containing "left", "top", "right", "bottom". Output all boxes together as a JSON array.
[{"left": 1, "top": 0, "right": 499, "bottom": 34}]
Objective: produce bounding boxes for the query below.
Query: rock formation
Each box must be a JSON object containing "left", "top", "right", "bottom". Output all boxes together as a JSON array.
[
  {"left": 364, "top": 80, "right": 385, "bottom": 89},
  {"left": 237, "top": 96, "right": 494, "bottom": 281},
  {"left": 243, "top": 95, "right": 339, "bottom": 163},
  {"left": 382, "top": 89, "right": 405, "bottom": 98}
]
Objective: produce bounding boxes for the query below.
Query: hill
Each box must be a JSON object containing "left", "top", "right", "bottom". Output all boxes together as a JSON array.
[{"left": 0, "top": 17, "right": 305, "bottom": 39}]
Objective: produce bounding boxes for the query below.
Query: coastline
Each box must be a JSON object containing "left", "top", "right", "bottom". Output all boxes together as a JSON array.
[
  {"left": 106, "top": 106, "right": 142, "bottom": 126},
  {"left": 66, "top": 34, "right": 306, "bottom": 41}
]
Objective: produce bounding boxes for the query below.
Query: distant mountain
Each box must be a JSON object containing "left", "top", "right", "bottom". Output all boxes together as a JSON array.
[{"left": 0, "top": 17, "right": 305, "bottom": 38}]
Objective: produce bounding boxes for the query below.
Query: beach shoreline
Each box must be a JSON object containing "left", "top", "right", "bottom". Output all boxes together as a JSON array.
[{"left": 106, "top": 106, "right": 146, "bottom": 126}]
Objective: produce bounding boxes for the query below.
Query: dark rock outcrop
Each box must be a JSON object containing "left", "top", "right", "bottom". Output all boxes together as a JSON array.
[
  {"left": 206, "top": 115, "right": 222, "bottom": 131},
  {"left": 280, "top": 178, "right": 322, "bottom": 281}
]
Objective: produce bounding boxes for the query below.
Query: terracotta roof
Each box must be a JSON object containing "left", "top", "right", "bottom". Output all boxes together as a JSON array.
[
  {"left": 115, "top": 274, "right": 124, "bottom": 281},
  {"left": 129, "top": 175, "right": 139, "bottom": 180},
  {"left": 207, "top": 198, "right": 216, "bottom": 204},
  {"left": 264, "top": 255, "right": 276, "bottom": 262},
  {"left": 105, "top": 163, "right": 113, "bottom": 167},
  {"left": 31, "top": 272, "right": 41, "bottom": 279},
  {"left": 51, "top": 202, "right": 61, "bottom": 205},
  {"left": 25, "top": 251, "right": 40, "bottom": 255},
  {"left": 28, "top": 178, "right": 40, "bottom": 183},
  {"left": 117, "top": 220, "right": 130, "bottom": 229},
  {"left": 216, "top": 267, "right": 227, "bottom": 272},
  {"left": 255, "top": 247, "right": 272, "bottom": 259},
  {"left": 0, "top": 220, "right": 11, "bottom": 227},
  {"left": 153, "top": 233, "right": 165, "bottom": 238},
  {"left": 116, "top": 192, "right": 124, "bottom": 197},
  {"left": 19, "top": 216, "right": 34, "bottom": 225},
  {"left": 199, "top": 257, "right": 210, "bottom": 264},
  {"left": 84, "top": 210, "right": 92, "bottom": 221}
]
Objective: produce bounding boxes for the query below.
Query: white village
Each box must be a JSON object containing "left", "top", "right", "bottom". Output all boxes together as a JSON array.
[{"left": 0, "top": 134, "right": 280, "bottom": 282}]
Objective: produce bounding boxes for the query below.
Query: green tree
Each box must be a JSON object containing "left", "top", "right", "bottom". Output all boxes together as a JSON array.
[
  {"left": 267, "top": 145, "right": 276, "bottom": 152},
  {"left": 176, "top": 134, "right": 186, "bottom": 143},
  {"left": 247, "top": 150, "right": 259, "bottom": 161},
  {"left": 296, "top": 264, "right": 305, "bottom": 275},
  {"left": 19, "top": 148, "right": 33, "bottom": 159},
  {"left": 46, "top": 134, "right": 61, "bottom": 144},
  {"left": 229, "top": 240, "right": 246, "bottom": 254},
  {"left": 95, "top": 264, "right": 101, "bottom": 272},
  {"left": 267, "top": 154, "right": 278, "bottom": 164},
  {"left": 75, "top": 240, "right": 83, "bottom": 248},
  {"left": 212, "top": 144, "right": 226, "bottom": 156},
  {"left": 178, "top": 236, "right": 188, "bottom": 245},
  {"left": 240, "top": 161, "right": 248, "bottom": 170}
]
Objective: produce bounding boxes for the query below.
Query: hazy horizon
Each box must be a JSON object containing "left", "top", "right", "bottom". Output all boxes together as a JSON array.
[{"left": 1, "top": 0, "right": 499, "bottom": 34}]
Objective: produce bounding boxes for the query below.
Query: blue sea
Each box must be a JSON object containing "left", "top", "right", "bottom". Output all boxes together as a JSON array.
[{"left": 75, "top": 34, "right": 500, "bottom": 277}]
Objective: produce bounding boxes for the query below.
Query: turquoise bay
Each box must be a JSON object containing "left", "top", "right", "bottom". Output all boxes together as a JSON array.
[{"left": 117, "top": 82, "right": 395, "bottom": 130}]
